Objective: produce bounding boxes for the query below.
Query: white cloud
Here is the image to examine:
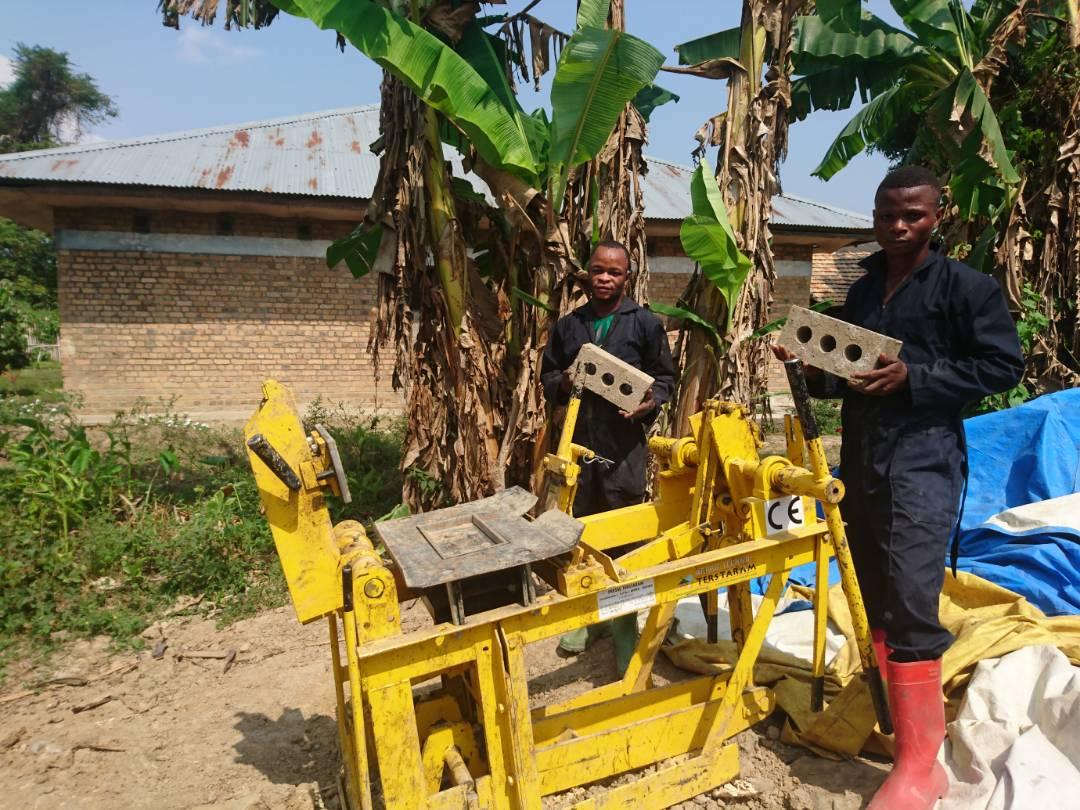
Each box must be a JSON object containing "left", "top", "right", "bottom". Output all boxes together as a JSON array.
[
  {"left": 177, "top": 27, "right": 259, "bottom": 65},
  {"left": 0, "top": 54, "right": 14, "bottom": 88}
]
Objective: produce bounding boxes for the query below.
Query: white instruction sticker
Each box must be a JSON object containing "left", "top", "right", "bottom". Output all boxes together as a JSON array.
[
  {"left": 596, "top": 579, "right": 656, "bottom": 620},
  {"left": 764, "top": 495, "right": 805, "bottom": 536}
]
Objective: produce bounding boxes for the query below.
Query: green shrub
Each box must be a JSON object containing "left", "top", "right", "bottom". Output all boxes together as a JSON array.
[
  {"left": 302, "top": 397, "right": 406, "bottom": 524},
  {"left": 0, "top": 397, "right": 404, "bottom": 668},
  {"left": 0, "top": 281, "right": 29, "bottom": 371},
  {"left": 812, "top": 398, "right": 842, "bottom": 435}
]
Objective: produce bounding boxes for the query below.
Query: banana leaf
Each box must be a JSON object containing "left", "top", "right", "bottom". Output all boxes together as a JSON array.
[
  {"left": 648, "top": 301, "right": 720, "bottom": 345},
  {"left": 675, "top": 27, "right": 741, "bottom": 65},
  {"left": 817, "top": 0, "right": 863, "bottom": 32},
  {"left": 272, "top": 0, "right": 540, "bottom": 182},
  {"left": 791, "top": 14, "right": 921, "bottom": 72},
  {"left": 679, "top": 165, "right": 752, "bottom": 331},
  {"left": 327, "top": 223, "right": 383, "bottom": 278},
  {"left": 889, "top": 0, "right": 968, "bottom": 61},
  {"left": 812, "top": 82, "right": 925, "bottom": 179},
  {"left": 632, "top": 84, "right": 680, "bottom": 122},
  {"left": 576, "top": 0, "right": 612, "bottom": 30},
  {"left": 548, "top": 25, "right": 664, "bottom": 210},
  {"left": 942, "top": 68, "right": 1019, "bottom": 183},
  {"left": 790, "top": 60, "right": 904, "bottom": 120}
]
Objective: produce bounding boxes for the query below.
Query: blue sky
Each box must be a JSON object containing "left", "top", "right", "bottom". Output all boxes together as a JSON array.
[{"left": 1, "top": 1, "right": 897, "bottom": 214}]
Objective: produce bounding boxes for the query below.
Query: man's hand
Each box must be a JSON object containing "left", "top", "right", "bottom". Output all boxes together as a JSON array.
[
  {"left": 770, "top": 344, "right": 823, "bottom": 381},
  {"left": 621, "top": 388, "right": 656, "bottom": 421},
  {"left": 850, "top": 354, "right": 908, "bottom": 396},
  {"left": 559, "top": 369, "right": 572, "bottom": 394}
]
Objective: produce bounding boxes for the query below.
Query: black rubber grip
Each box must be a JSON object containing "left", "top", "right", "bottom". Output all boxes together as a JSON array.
[
  {"left": 866, "top": 667, "right": 893, "bottom": 734},
  {"left": 810, "top": 676, "right": 825, "bottom": 713},
  {"left": 246, "top": 433, "right": 302, "bottom": 491},
  {"left": 784, "top": 359, "right": 820, "bottom": 440},
  {"left": 342, "top": 564, "right": 354, "bottom": 612}
]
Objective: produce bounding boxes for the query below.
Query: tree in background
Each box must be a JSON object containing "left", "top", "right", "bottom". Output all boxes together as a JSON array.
[
  {"left": 157, "top": 0, "right": 670, "bottom": 508},
  {"left": 0, "top": 43, "right": 118, "bottom": 152},
  {"left": 782, "top": 0, "right": 1079, "bottom": 392},
  {"left": 0, "top": 44, "right": 115, "bottom": 370},
  {"left": 653, "top": 1, "right": 804, "bottom": 430}
]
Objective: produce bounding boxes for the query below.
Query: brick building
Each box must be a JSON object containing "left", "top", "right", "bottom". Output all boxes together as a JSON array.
[{"left": 0, "top": 107, "right": 873, "bottom": 421}]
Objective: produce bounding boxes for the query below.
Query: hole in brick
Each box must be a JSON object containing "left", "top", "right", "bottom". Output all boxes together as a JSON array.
[
  {"left": 819, "top": 334, "right": 837, "bottom": 353},
  {"left": 584, "top": 362, "right": 597, "bottom": 375},
  {"left": 844, "top": 344, "right": 863, "bottom": 362},
  {"left": 619, "top": 383, "right": 633, "bottom": 397},
  {"left": 796, "top": 326, "right": 812, "bottom": 344},
  {"left": 601, "top": 372, "right": 615, "bottom": 386}
]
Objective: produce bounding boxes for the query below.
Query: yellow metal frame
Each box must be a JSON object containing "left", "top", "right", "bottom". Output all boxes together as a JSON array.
[{"left": 243, "top": 380, "right": 883, "bottom": 810}]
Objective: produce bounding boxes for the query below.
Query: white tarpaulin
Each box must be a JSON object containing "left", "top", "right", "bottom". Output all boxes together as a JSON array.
[
  {"left": 940, "top": 644, "right": 1080, "bottom": 809},
  {"left": 670, "top": 591, "right": 848, "bottom": 667}
]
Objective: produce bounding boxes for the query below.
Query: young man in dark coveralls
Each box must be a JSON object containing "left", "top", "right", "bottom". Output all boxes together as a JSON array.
[
  {"left": 776, "top": 166, "right": 1023, "bottom": 809},
  {"left": 541, "top": 240, "right": 675, "bottom": 675}
]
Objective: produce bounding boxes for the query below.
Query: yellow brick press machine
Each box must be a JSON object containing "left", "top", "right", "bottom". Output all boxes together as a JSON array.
[{"left": 241, "top": 358, "right": 889, "bottom": 810}]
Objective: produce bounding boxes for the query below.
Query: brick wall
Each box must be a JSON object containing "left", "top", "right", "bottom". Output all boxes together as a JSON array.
[
  {"left": 54, "top": 207, "right": 353, "bottom": 241},
  {"left": 811, "top": 242, "right": 877, "bottom": 305},
  {"left": 57, "top": 209, "right": 396, "bottom": 421},
  {"left": 55, "top": 204, "right": 859, "bottom": 420}
]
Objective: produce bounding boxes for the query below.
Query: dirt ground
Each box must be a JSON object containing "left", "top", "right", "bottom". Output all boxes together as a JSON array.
[{"left": 0, "top": 600, "right": 887, "bottom": 810}]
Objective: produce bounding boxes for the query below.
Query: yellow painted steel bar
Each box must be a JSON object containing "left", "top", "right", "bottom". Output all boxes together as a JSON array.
[
  {"left": 539, "top": 694, "right": 761, "bottom": 798},
  {"left": 327, "top": 614, "right": 360, "bottom": 808},
  {"left": 787, "top": 409, "right": 832, "bottom": 711},
  {"left": 811, "top": 535, "right": 830, "bottom": 712},
  {"left": 353, "top": 529, "right": 828, "bottom": 690},
  {"left": 494, "top": 629, "right": 542, "bottom": 810},
  {"left": 340, "top": 567, "right": 374, "bottom": 810},
  {"left": 782, "top": 359, "right": 892, "bottom": 734},
  {"left": 703, "top": 569, "right": 789, "bottom": 751}
]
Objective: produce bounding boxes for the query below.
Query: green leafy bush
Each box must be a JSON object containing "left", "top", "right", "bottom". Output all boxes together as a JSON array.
[
  {"left": 0, "top": 281, "right": 29, "bottom": 371},
  {"left": 812, "top": 398, "right": 842, "bottom": 435},
  {"left": 0, "top": 397, "right": 405, "bottom": 669}
]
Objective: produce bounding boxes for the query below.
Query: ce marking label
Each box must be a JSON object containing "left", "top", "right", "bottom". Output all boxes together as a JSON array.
[{"left": 765, "top": 495, "right": 804, "bottom": 535}]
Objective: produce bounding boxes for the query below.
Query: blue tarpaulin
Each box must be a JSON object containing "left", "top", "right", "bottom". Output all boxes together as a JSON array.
[
  {"left": 755, "top": 389, "right": 1080, "bottom": 616},
  {"left": 953, "top": 388, "right": 1080, "bottom": 615}
]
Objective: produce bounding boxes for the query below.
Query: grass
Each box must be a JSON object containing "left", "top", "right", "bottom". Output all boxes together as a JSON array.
[
  {"left": 0, "top": 381, "right": 405, "bottom": 681},
  {"left": 0, "top": 359, "right": 63, "bottom": 400},
  {"left": 812, "top": 398, "right": 842, "bottom": 435}
]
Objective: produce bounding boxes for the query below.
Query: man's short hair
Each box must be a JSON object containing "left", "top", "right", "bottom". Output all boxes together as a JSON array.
[
  {"left": 590, "top": 240, "right": 632, "bottom": 272},
  {"left": 878, "top": 165, "right": 942, "bottom": 195}
]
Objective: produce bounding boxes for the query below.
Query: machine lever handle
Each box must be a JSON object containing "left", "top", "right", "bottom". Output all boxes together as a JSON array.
[{"left": 246, "top": 433, "right": 302, "bottom": 491}]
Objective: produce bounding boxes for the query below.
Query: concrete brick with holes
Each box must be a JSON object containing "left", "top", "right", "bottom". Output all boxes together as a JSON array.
[{"left": 0, "top": 107, "right": 876, "bottom": 421}]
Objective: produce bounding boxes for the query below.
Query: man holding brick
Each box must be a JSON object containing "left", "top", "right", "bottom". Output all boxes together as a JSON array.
[
  {"left": 775, "top": 165, "right": 1023, "bottom": 809},
  {"left": 541, "top": 240, "right": 675, "bottom": 674}
]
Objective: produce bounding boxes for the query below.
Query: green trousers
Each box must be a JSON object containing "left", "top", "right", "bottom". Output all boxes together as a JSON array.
[{"left": 557, "top": 613, "right": 638, "bottom": 676}]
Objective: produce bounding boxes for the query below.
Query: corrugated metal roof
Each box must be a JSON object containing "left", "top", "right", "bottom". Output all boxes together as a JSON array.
[
  {"left": 0, "top": 106, "right": 872, "bottom": 231},
  {"left": 0, "top": 106, "right": 387, "bottom": 198},
  {"left": 642, "top": 156, "right": 872, "bottom": 230}
]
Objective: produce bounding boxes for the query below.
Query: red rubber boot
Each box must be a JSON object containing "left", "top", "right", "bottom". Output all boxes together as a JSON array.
[{"left": 868, "top": 658, "right": 949, "bottom": 809}]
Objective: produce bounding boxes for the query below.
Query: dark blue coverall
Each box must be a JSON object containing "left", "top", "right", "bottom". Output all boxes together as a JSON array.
[
  {"left": 540, "top": 297, "right": 676, "bottom": 517},
  {"left": 812, "top": 247, "right": 1024, "bottom": 661}
]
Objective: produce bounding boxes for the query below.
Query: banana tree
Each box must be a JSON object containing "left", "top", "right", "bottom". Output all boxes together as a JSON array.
[
  {"left": 661, "top": 1, "right": 804, "bottom": 432},
  {"left": 157, "top": 0, "right": 666, "bottom": 507},
  {"left": 672, "top": 1, "right": 1080, "bottom": 400}
]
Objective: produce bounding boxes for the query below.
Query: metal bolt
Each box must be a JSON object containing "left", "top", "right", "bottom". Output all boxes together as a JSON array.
[
  {"left": 363, "top": 578, "right": 385, "bottom": 599},
  {"left": 580, "top": 575, "right": 592, "bottom": 589}
]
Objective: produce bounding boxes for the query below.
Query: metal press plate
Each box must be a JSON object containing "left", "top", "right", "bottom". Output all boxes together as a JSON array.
[{"left": 375, "top": 486, "right": 583, "bottom": 589}]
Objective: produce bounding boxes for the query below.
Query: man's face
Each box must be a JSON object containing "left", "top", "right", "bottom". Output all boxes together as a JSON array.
[
  {"left": 872, "top": 185, "right": 944, "bottom": 260},
  {"left": 588, "top": 246, "right": 630, "bottom": 302}
]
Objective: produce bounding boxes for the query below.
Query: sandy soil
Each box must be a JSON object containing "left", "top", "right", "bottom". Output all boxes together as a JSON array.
[{"left": 0, "top": 601, "right": 887, "bottom": 810}]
